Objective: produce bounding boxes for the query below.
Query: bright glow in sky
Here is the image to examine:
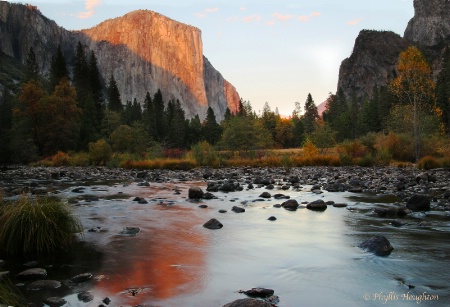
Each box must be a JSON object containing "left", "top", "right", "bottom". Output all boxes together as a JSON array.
[{"left": 20, "top": 0, "right": 414, "bottom": 115}]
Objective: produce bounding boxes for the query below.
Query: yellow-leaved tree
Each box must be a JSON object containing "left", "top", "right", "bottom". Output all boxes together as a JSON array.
[{"left": 389, "top": 46, "right": 436, "bottom": 162}]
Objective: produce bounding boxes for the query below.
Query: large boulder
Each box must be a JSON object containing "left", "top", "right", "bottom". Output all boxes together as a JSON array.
[
  {"left": 359, "top": 235, "right": 394, "bottom": 256},
  {"left": 406, "top": 195, "right": 431, "bottom": 211},
  {"left": 188, "top": 186, "right": 204, "bottom": 199}
]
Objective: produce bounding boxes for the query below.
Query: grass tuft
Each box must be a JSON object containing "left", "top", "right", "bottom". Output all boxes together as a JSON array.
[
  {"left": 0, "top": 277, "right": 28, "bottom": 306},
  {"left": 0, "top": 196, "right": 83, "bottom": 255}
]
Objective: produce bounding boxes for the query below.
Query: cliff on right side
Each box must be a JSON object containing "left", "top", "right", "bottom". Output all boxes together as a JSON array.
[{"left": 337, "top": 0, "right": 450, "bottom": 101}]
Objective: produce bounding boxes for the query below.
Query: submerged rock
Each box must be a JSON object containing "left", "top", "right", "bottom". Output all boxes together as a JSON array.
[
  {"left": 119, "top": 227, "right": 140, "bottom": 236},
  {"left": 239, "top": 287, "right": 274, "bottom": 298},
  {"left": 77, "top": 291, "right": 94, "bottom": 303},
  {"left": 16, "top": 268, "right": 47, "bottom": 280},
  {"left": 44, "top": 297, "right": 66, "bottom": 307},
  {"left": 406, "top": 195, "right": 431, "bottom": 211},
  {"left": 203, "top": 218, "right": 223, "bottom": 229},
  {"left": 27, "top": 280, "right": 61, "bottom": 290},
  {"left": 359, "top": 235, "right": 394, "bottom": 256},
  {"left": 70, "top": 272, "right": 93, "bottom": 283},
  {"left": 223, "top": 298, "right": 272, "bottom": 307}
]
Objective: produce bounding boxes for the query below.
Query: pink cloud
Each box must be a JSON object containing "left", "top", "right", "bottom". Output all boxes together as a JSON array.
[
  {"left": 242, "top": 15, "right": 262, "bottom": 23},
  {"left": 195, "top": 7, "right": 219, "bottom": 18},
  {"left": 347, "top": 18, "right": 364, "bottom": 25},
  {"left": 298, "top": 15, "right": 310, "bottom": 22},
  {"left": 265, "top": 20, "right": 276, "bottom": 26},
  {"left": 205, "top": 7, "right": 219, "bottom": 13},
  {"left": 298, "top": 12, "right": 321, "bottom": 22},
  {"left": 77, "top": 0, "right": 101, "bottom": 19},
  {"left": 273, "top": 12, "right": 293, "bottom": 21}
]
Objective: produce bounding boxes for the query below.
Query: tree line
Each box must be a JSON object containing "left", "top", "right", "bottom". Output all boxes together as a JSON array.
[{"left": 0, "top": 44, "right": 448, "bottom": 164}]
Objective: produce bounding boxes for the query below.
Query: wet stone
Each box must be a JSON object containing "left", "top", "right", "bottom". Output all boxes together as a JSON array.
[
  {"left": 27, "top": 280, "right": 61, "bottom": 290},
  {"left": 188, "top": 186, "right": 204, "bottom": 199},
  {"left": 239, "top": 287, "right": 275, "bottom": 298},
  {"left": 281, "top": 199, "right": 299, "bottom": 211},
  {"left": 44, "top": 297, "right": 66, "bottom": 307},
  {"left": 203, "top": 218, "right": 223, "bottom": 229},
  {"left": 119, "top": 227, "right": 140, "bottom": 236},
  {"left": 198, "top": 204, "right": 208, "bottom": 208},
  {"left": 268, "top": 216, "right": 277, "bottom": 221},
  {"left": 223, "top": 298, "right": 272, "bottom": 307},
  {"left": 232, "top": 206, "right": 245, "bottom": 213},
  {"left": 218, "top": 209, "right": 227, "bottom": 213},
  {"left": 359, "top": 235, "right": 394, "bottom": 256},
  {"left": 70, "top": 272, "right": 93, "bottom": 283},
  {"left": 78, "top": 291, "right": 94, "bottom": 303},
  {"left": 307, "top": 199, "right": 327, "bottom": 211},
  {"left": 17, "top": 268, "right": 47, "bottom": 280}
]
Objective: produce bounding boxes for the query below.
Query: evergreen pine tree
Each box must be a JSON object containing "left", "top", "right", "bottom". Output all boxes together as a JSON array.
[
  {"left": 303, "top": 93, "right": 319, "bottom": 134},
  {"left": 202, "top": 107, "right": 222, "bottom": 145},
  {"left": 49, "top": 45, "right": 69, "bottom": 92},
  {"left": 107, "top": 74, "right": 122, "bottom": 112},
  {"left": 25, "top": 47, "right": 40, "bottom": 82}
]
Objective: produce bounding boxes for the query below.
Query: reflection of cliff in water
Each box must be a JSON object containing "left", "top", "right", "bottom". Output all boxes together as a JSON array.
[{"left": 90, "top": 205, "right": 207, "bottom": 304}]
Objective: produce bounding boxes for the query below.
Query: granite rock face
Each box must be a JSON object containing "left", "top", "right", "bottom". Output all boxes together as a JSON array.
[
  {"left": 0, "top": 3, "right": 239, "bottom": 120},
  {"left": 337, "top": 0, "right": 450, "bottom": 101},
  {"left": 404, "top": 0, "right": 450, "bottom": 46}
]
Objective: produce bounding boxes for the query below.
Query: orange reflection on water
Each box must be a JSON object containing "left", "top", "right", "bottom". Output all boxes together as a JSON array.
[{"left": 91, "top": 205, "right": 207, "bottom": 304}]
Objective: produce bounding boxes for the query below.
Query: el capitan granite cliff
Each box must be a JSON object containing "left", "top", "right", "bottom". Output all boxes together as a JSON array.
[{"left": 0, "top": 2, "right": 240, "bottom": 120}]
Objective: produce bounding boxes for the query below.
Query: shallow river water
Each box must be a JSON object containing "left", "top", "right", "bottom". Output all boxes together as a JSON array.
[{"left": 1, "top": 169, "right": 449, "bottom": 307}]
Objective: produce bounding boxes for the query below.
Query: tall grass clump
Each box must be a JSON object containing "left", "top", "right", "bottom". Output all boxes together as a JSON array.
[{"left": 0, "top": 196, "right": 83, "bottom": 255}]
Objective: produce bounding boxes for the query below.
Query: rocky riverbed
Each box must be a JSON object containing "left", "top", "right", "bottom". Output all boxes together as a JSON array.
[{"left": 0, "top": 165, "right": 449, "bottom": 306}]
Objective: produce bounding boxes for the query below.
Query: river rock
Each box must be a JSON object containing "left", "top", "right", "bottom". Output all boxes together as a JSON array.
[
  {"left": 223, "top": 298, "right": 272, "bottom": 307},
  {"left": 78, "top": 291, "right": 94, "bottom": 303},
  {"left": 188, "top": 186, "right": 204, "bottom": 199},
  {"left": 307, "top": 199, "right": 327, "bottom": 211},
  {"left": 27, "top": 280, "right": 61, "bottom": 290},
  {"left": 219, "top": 182, "right": 236, "bottom": 192},
  {"left": 203, "top": 192, "right": 216, "bottom": 199},
  {"left": 267, "top": 216, "right": 277, "bottom": 221},
  {"left": 119, "top": 227, "right": 140, "bottom": 236},
  {"left": 70, "top": 272, "right": 93, "bottom": 283},
  {"left": 259, "top": 192, "right": 271, "bottom": 198},
  {"left": 232, "top": 206, "right": 245, "bottom": 213},
  {"left": 0, "top": 271, "right": 9, "bottom": 280},
  {"left": 44, "top": 297, "right": 66, "bottom": 307},
  {"left": 281, "top": 199, "right": 299, "bottom": 211},
  {"left": 16, "top": 268, "right": 47, "bottom": 280},
  {"left": 359, "top": 235, "right": 394, "bottom": 256},
  {"left": 406, "top": 195, "right": 431, "bottom": 211},
  {"left": 203, "top": 218, "right": 223, "bottom": 229},
  {"left": 239, "top": 287, "right": 275, "bottom": 298}
]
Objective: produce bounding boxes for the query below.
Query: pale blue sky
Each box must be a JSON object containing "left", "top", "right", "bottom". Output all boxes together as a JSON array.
[{"left": 20, "top": 0, "right": 414, "bottom": 115}]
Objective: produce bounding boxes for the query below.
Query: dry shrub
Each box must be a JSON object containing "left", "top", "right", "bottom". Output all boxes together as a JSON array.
[
  {"left": 417, "top": 156, "right": 440, "bottom": 170},
  {"left": 122, "top": 159, "right": 196, "bottom": 170},
  {"left": 374, "top": 132, "right": 414, "bottom": 162}
]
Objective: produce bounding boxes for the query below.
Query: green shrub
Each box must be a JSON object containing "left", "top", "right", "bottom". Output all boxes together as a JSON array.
[
  {"left": 88, "top": 139, "right": 112, "bottom": 165},
  {"left": 0, "top": 196, "right": 83, "bottom": 255},
  {"left": 191, "top": 141, "right": 218, "bottom": 166}
]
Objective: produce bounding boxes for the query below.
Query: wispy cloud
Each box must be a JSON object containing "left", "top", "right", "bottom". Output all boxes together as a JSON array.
[
  {"left": 298, "top": 12, "right": 321, "bottom": 22},
  {"left": 195, "top": 7, "right": 219, "bottom": 18},
  {"left": 77, "top": 0, "right": 101, "bottom": 19},
  {"left": 242, "top": 14, "right": 262, "bottom": 23},
  {"left": 347, "top": 18, "right": 364, "bottom": 25},
  {"left": 273, "top": 12, "right": 293, "bottom": 21}
]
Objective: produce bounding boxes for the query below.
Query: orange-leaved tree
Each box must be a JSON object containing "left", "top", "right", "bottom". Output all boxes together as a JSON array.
[{"left": 389, "top": 46, "right": 436, "bottom": 162}]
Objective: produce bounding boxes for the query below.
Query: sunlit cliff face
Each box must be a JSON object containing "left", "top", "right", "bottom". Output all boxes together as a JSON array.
[
  {"left": 81, "top": 10, "right": 208, "bottom": 108},
  {"left": 90, "top": 205, "right": 207, "bottom": 304}
]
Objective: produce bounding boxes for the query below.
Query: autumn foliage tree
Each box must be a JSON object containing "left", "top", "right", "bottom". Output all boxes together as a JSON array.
[{"left": 389, "top": 46, "right": 436, "bottom": 161}]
